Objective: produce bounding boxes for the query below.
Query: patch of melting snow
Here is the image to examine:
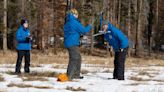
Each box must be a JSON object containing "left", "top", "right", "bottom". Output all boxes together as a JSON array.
[{"left": 0, "top": 64, "right": 163, "bottom": 92}]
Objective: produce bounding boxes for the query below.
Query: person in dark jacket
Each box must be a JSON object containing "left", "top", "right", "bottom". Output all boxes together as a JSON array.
[
  {"left": 64, "top": 8, "right": 92, "bottom": 80},
  {"left": 102, "top": 20, "right": 129, "bottom": 80},
  {"left": 15, "top": 18, "right": 32, "bottom": 74}
]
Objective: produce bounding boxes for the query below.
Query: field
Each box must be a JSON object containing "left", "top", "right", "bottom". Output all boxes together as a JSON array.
[{"left": 0, "top": 51, "right": 163, "bottom": 92}]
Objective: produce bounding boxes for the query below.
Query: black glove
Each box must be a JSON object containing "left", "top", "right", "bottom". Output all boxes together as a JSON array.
[
  {"left": 119, "top": 48, "right": 124, "bottom": 52},
  {"left": 26, "top": 37, "right": 32, "bottom": 42}
]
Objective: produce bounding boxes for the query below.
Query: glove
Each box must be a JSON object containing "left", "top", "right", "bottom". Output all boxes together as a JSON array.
[
  {"left": 26, "top": 36, "right": 32, "bottom": 42},
  {"left": 99, "top": 30, "right": 105, "bottom": 33},
  {"left": 119, "top": 48, "right": 124, "bottom": 52}
]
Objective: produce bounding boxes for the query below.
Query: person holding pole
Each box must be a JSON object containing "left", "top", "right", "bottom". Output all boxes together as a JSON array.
[
  {"left": 64, "top": 8, "right": 92, "bottom": 80},
  {"left": 102, "top": 20, "right": 129, "bottom": 80}
]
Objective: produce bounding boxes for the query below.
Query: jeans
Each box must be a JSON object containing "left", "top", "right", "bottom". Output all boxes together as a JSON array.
[{"left": 15, "top": 50, "right": 30, "bottom": 73}]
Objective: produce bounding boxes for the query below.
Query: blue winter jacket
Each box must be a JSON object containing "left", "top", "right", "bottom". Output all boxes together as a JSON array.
[
  {"left": 104, "top": 22, "right": 129, "bottom": 52},
  {"left": 16, "top": 25, "right": 31, "bottom": 50},
  {"left": 64, "top": 13, "right": 92, "bottom": 48}
]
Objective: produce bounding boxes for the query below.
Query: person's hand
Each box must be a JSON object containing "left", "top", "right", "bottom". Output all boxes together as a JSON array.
[
  {"left": 88, "top": 24, "right": 93, "bottom": 29},
  {"left": 26, "top": 36, "right": 32, "bottom": 42},
  {"left": 119, "top": 48, "right": 124, "bottom": 52},
  {"left": 26, "top": 37, "right": 30, "bottom": 42},
  {"left": 99, "top": 30, "right": 105, "bottom": 33}
]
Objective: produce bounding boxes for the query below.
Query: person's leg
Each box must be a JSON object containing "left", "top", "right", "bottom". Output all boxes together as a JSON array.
[
  {"left": 113, "top": 52, "right": 119, "bottom": 79},
  {"left": 117, "top": 48, "right": 128, "bottom": 80},
  {"left": 73, "top": 46, "right": 82, "bottom": 79},
  {"left": 67, "top": 47, "right": 73, "bottom": 80},
  {"left": 15, "top": 50, "right": 24, "bottom": 74},
  {"left": 24, "top": 50, "right": 30, "bottom": 73},
  {"left": 67, "top": 46, "right": 77, "bottom": 80}
]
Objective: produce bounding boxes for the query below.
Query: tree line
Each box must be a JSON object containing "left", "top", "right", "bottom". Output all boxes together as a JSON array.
[{"left": 0, "top": 0, "right": 163, "bottom": 57}]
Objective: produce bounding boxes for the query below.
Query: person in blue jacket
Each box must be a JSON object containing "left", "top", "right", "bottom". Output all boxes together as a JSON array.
[
  {"left": 102, "top": 20, "right": 129, "bottom": 80},
  {"left": 64, "top": 8, "right": 92, "bottom": 80},
  {"left": 15, "top": 18, "right": 32, "bottom": 74}
]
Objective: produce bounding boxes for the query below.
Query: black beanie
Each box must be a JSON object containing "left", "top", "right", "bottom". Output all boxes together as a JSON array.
[{"left": 21, "top": 19, "right": 28, "bottom": 25}]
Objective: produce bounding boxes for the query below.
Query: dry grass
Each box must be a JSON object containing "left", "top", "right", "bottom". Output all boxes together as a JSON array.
[
  {"left": 22, "top": 76, "right": 48, "bottom": 81},
  {"left": 125, "top": 57, "right": 164, "bottom": 68},
  {"left": 21, "top": 71, "right": 58, "bottom": 77},
  {"left": 0, "top": 75, "right": 4, "bottom": 82},
  {"left": 0, "top": 90, "right": 7, "bottom": 92},
  {"left": 52, "top": 64, "right": 67, "bottom": 69},
  {"left": 152, "top": 79, "right": 164, "bottom": 83},
  {"left": 102, "top": 69, "right": 113, "bottom": 73},
  {"left": 129, "top": 76, "right": 164, "bottom": 83},
  {"left": 125, "top": 82, "right": 148, "bottom": 86},
  {"left": 126, "top": 79, "right": 164, "bottom": 86},
  {"left": 6, "top": 71, "right": 16, "bottom": 75},
  {"left": 156, "top": 83, "right": 164, "bottom": 85},
  {"left": 7, "top": 83, "right": 52, "bottom": 89},
  {"left": 129, "top": 76, "right": 148, "bottom": 81},
  {"left": 129, "top": 70, "right": 154, "bottom": 81},
  {"left": 0, "top": 50, "right": 68, "bottom": 64},
  {"left": 129, "top": 70, "right": 153, "bottom": 81},
  {"left": 138, "top": 71, "right": 155, "bottom": 78},
  {"left": 66, "top": 86, "right": 86, "bottom": 91},
  {"left": 6, "top": 71, "right": 58, "bottom": 81},
  {"left": 8, "top": 83, "right": 32, "bottom": 88},
  {"left": 128, "top": 68, "right": 162, "bottom": 82},
  {"left": 0, "top": 51, "right": 16, "bottom": 64},
  {"left": 81, "top": 69, "right": 89, "bottom": 74},
  {"left": 0, "top": 50, "right": 163, "bottom": 69}
]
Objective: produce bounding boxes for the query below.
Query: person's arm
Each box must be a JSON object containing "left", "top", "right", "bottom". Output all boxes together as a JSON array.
[{"left": 75, "top": 21, "right": 92, "bottom": 35}]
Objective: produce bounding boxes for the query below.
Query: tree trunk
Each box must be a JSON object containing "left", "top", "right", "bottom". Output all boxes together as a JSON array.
[
  {"left": 156, "top": 0, "right": 159, "bottom": 31},
  {"left": 3, "top": 0, "right": 8, "bottom": 54},
  {"left": 135, "top": 0, "right": 143, "bottom": 57},
  {"left": 156, "top": 0, "right": 159, "bottom": 52},
  {"left": 37, "top": 0, "right": 44, "bottom": 50},
  {"left": 52, "top": 0, "right": 56, "bottom": 54},
  {"left": 113, "top": 0, "right": 116, "bottom": 24},
  {"left": 106, "top": 0, "right": 110, "bottom": 56},
  {"left": 147, "top": 0, "right": 154, "bottom": 56},
  {"left": 109, "top": 0, "right": 113, "bottom": 22},
  {"left": 90, "top": 1, "right": 94, "bottom": 54},
  {"left": 127, "top": 0, "right": 131, "bottom": 57},
  {"left": 21, "top": 0, "right": 26, "bottom": 17},
  {"left": 118, "top": 0, "right": 121, "bottom": 28}
]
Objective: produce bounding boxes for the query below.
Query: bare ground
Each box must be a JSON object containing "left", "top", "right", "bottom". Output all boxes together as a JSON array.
[{"left": 0, "top": 50, "right": 163, "bottom": 68}]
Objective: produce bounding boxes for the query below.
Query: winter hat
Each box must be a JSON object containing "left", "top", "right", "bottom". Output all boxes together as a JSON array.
[
  {"left": 102, "top": 20, "right": 109, "bottom": 26},
  {"left": 21, "top": 18, "right": 28, "bottom": 25}
]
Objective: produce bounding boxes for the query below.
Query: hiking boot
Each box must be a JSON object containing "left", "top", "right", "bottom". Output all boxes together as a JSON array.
[
  {"left": 24, "top": 68, "right": 30, "bottom": 73},
  {"left": 74, "top": 76, "right": 84, "bottom": 79},
  {"left": 118, "top": 78, "right": 124, "bottom": 80},
  {"left": 15, "top": 71, "right": 21, "bottom": 74},
  {"left": 113, "top": 77, "right": 118, "bottom": 79}
]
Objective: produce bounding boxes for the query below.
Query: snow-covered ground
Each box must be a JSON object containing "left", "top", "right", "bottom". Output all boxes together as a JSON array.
[{"left": 0, "top": 64, "right": 163, "bottom": 92}]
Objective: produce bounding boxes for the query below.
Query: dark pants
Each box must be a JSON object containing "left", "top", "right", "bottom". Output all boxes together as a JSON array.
[
  {"left": 113, "top": 48, "right": 128, "bottom": 80},
  {"left": 15, "top": 50, "right": 30, "bottom": 73},
  {"left": 67, "top": 46, "right": 81, "bottom": 80}
]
